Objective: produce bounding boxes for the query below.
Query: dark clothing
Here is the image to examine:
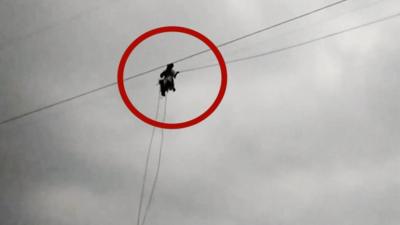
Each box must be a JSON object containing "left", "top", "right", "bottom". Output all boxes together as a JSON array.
[
  {"left": 160, "top": 69, "right": 178, "bottom": 79},
  {"left": 160, "top": 68, "right": 178, "bottom": 91},
  {"left": 159, "top": 64, "right": 179, "bottom": 96}
]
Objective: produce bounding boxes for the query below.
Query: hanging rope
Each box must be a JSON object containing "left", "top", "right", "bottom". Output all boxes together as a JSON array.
[
  {"left": 136, "top": 93, "right": 162, "bottom": 225},
  {"left": 141, "top": 96, "right": 167, "bottom": 225},
  {"left": 136, "top": 93, "right": 168, "bottom": 225}
]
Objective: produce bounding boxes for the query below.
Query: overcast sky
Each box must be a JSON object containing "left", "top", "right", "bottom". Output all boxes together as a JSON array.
[{"left": 1, "top": 0, "right": 400, "bottom": 224}]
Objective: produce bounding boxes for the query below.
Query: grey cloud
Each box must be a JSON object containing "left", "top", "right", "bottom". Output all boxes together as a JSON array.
[{"left": 1, "top": 0, "right": 400, "bottom": 225}]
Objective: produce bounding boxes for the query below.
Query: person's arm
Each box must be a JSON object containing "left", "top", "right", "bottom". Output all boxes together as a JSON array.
[{"left": 174, "top": 71, "right": 180, "bottom": 78}]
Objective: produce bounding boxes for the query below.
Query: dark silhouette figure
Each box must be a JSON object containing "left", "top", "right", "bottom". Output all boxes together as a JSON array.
[{"left": 159, "top": 63, "right": 179, "bottom": 96}]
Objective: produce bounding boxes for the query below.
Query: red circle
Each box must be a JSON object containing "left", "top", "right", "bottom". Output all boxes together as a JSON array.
[{"left": 117, "top": 26, "right": 227, "bottom": 129}]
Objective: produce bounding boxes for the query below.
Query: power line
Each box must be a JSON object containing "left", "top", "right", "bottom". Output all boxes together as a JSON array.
[
  {"left": 0, "top": 1, "right": 370, "bottom": 126},
  {"left": 0, "top": 81, "right": 117, "bottom": 126},
  {"left": 124, "top": 0, "right": 350, "bottom": 78},
  {"left": 180, "top": 12, "right": 400, "bottom": 73},
  {"left": 172, "top": 0, "right": 350, "bottom": 64},
  {"left": 0, "top": 65, "right": 166, "bottom": 126}
]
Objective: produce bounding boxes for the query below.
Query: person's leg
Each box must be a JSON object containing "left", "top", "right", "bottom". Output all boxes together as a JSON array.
[
  {"left": 160, "top": 79, "right": 166, "bottom": 96},
  {"left": 172, "top": 79, "right": 176, "bottom": 91}
]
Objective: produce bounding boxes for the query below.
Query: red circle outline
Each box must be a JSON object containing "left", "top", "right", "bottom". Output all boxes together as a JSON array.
[{"left": 117, "top": 26, "right": 227, "bottom": 129}]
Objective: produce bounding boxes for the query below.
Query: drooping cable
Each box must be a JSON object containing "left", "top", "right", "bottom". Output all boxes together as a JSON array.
[
  {"left": 140, "top": 96, "right": 167, "bottom": 225},
  {"left": 136, "top": 93, "right": 162, "bottom": 225}
]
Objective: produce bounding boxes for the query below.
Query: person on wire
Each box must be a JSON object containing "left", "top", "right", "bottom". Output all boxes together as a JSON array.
[{"left": 159, "top": 63, "right": 179, "bottom": 96}]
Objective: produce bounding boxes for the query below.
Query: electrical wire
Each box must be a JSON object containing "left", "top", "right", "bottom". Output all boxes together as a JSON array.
[
  {"left": 172, "top": 0, "right": 350, "bottom": 64},
  {"left": 180, "top": 12, "right": 400, "bottom": 73},
  {"left": 0, "top": 0, "right": 350, "bottom": 126}
]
